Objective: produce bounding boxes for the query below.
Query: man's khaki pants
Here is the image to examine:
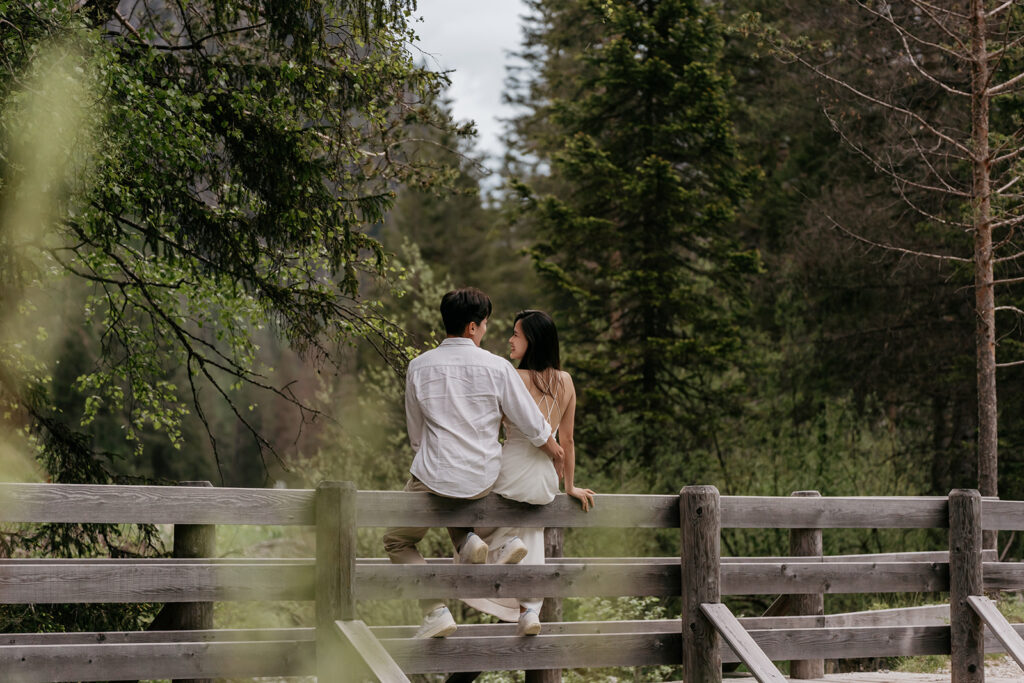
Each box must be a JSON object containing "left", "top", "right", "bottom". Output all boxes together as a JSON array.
[{"left": 382, "top": 477, "right": 491, "bottom": 614}]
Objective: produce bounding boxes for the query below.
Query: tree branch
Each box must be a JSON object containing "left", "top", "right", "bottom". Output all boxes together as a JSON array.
[{"left": 825, "top": 213, "right": 971, "bottom": 262}]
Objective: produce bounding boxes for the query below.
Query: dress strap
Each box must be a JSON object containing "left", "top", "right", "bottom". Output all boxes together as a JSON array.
[{"left": 541, "top": 374, "right": 560, "bottom": 424}]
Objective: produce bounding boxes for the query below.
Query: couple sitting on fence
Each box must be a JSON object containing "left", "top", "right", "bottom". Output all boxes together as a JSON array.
[{"left": 382, "top": 287, "right": 596, "bottom": 638}]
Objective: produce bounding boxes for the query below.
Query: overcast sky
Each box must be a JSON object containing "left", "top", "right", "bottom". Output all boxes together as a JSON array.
[{"left": 412, "top": 1, "right": 531, "bottom": 173}]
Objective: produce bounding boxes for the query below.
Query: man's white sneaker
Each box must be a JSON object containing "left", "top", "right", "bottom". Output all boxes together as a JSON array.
[
  {"left": 459, "top": 532, "right": 489, "bottom": 564},
  {"left": 415, "top": 606, "right": 457, "bottom": 638},
  {"left": 494, "top": 536, "right": 528, "bottom": 564},
  {"left": 517, "top": 608, "right": 541, "bottom": 636}
]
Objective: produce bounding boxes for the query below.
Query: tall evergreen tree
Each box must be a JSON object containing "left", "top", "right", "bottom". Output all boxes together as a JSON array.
[{"left": 508, "top": 0, "right": 758, "bottom": 487}]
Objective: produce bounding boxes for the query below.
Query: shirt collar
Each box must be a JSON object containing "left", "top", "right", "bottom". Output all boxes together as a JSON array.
[{"left": 440, "top": 337, "right": 476, "bottom": 347}]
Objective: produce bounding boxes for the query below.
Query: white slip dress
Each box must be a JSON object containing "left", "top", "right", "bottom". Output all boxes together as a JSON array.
[{"left": 461, "top": 382, "right": 560, "bottom": 621}]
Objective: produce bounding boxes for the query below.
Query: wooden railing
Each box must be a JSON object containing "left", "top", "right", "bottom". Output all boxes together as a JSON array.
[{"left": 1, "top": 482, "right": 1024, "bottom": 681}]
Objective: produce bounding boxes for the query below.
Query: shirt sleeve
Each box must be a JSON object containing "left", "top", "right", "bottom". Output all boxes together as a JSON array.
[
  {"left": 405, "top": 368, "right": 424, "bottom": 453},
  {"left": 499, "top": 363, "right": 552, "bottom": 447}
]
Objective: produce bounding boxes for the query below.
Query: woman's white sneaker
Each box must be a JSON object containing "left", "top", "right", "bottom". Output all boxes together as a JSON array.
[
  {"left": 416, "top": 606, "right": 458, "bottom": 638},
  {"left": 517, "top": 608, "right": 541, "bottom": 636},
  {"left": 494, "top": 537, "right": 528, "bottom": 564}
]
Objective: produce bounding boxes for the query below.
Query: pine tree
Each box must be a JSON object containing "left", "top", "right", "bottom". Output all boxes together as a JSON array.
[{"left": 509, "top": 0, "right": 759, "bottom": 486}]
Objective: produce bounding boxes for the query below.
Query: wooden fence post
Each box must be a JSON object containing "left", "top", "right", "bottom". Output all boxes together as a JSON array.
[
  {"left": 526, "top": 527, "right": 564, "bottom": 683},
  {"left": 681, "top": 485, "right": 721, "bottom": 683},
  {"left": 144, "top": 481, "right": 215, "bottom": 683},
  {"left": 316, "top": 481, "right": 357, "bottom": 683},
  {"left": 949, "top": 489, "right": 984, "bottom": 683},
  {"left": 789, "top": 490, "right": 825, "bottom": 679}
]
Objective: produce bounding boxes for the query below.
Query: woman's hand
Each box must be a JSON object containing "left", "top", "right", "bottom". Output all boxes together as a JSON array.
[{"left": 568, "top": 485, "right": 596, "bottom": 512}]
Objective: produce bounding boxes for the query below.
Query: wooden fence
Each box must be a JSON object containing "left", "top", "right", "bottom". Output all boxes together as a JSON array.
[{"left": 2, "top": 482, "right": 1024, "bottom": 681}]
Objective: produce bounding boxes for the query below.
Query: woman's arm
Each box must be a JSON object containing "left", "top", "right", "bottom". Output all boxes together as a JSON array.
[{"left": 558, "top": 373, "right": 595, "bottom": 511}]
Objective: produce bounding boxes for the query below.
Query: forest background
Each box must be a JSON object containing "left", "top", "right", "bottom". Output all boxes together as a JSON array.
[{"left": 4, "top": 0, "right": 1024, "bottom": 677}]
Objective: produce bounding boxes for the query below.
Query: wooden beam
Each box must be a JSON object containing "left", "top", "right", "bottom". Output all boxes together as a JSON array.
[
  {"left": 0, "top": 483, "right": 315, "bottom": 525},
  {"left": 681, "top": 485, "right": 721, "bottom": 683},
  {"left": 335, "top": 620, "right": 410, "bottom": 682},
  {"left": 720, "top": 561, "right": 949, "bottom": 595},
  {"left": 0, "top": 556, "right": 956, "bottom": 604},
  {"left": 355, "top": 561, "right": 679, "bottom": 600},
  {"left": 967, "top": 595, "right": 1024, "bottom": 671},
  {"left": 316, "top": 482, "right": 357, "bottom": 682},
  {"left": 355, "top": 491, "right": 679, "bottom": 528},
  {"left": 354, "top": 549, "right": 995, "bottom": 565},
  {"left": 788, "top": 490, "right": 825, "bottom": 679},
  {"left": 983, "top": 560, "right": 1024, "bottom": 591},
  {"left": 0, "top": 639, "right": 315, "bottom": 682},
  {"left": 701, "top": 603, "right": 786, "bottom": 683},
  {"left": 721, "top": 495, "right": 948, "bottom": 529},
  {"left": 982, "top": 499, "right": 1024, "bottom": 530},
  {"left": 0, "top": 561, "right": 314, "bottom": 603},
  {"left": 0, "top": 628, "right": 314, "bottom": 645},
  {"left": 949, "top": 489, "right": 984, "bottom": 683},
  {"left": 380, "top": 632, "right": 681, "bottom": 673}
]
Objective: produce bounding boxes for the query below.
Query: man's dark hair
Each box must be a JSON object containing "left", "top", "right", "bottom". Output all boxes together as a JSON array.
[{"left": 440, "top": 287, "right": 492, "bottom": 335}]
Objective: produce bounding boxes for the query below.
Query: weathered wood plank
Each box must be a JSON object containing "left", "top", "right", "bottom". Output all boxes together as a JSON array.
[
  {"left": 354, "top": 561, "right": 680, "bottom": 600},
  {"left": 788, "top": 490, "right": 826, "bottom": 679},
  {"left": 983, "top": 561, "right": 1024, "bottom": 591},
  {"left": 0, "top": 561, "right": 314, "bottom": 603},
  {"left": 355, "top": 491, "right": 679, "bottom": 528},
  {"left": 0, "top": 639, "right": 315, "bottom": 682},
  {"left": 381, "top": 632, "right": 681, "bottom": 673},
  {"left": 356, "top": 549, "right": 993, "bottom": 565},
  {"left": 0, "top": 557, "right": 312, "bottom": 565},
  {"left": 982, "top": 499, "right": 1024, "bottom": 531},
  {"left": 336, "top": 620, "right": 410, "bottom": 682},
  {"left": 950, "top": 489, "right": 984, "bottom": 683},
  {"left": 380, "top": 626, "right": 954, "bottom": 674},
  {"left": 316, "top": 482, "right": 357, "bottom": 682},
  {"left": 368, "top": 613, "right": 952, "bottom": 641},
  {"left": 702, "top": 603, "right": 786, "bottom": 683},
  {"left": 0, "top": 483, "right": 315, "bottom": 525},
  {"left": 746, "top": 625, "right": 951, "bottom": 661},
  {"left": 967, "top": 596, "right": 1024, "bottom": 670},
  {"left": 720, "top": 496, "right": 949, "bottom": 529},
  {"left": 720, "top": 562, "right": 949, "bottom": 595},
  {"left": 0, "top": 628, "right": 314, "bottom": 646},
  {"left": 742, "top": 605, "right": 950, "bottom": 630},
  {"left": 1, "top": 557, "right": 956, "bottom": 604},
  {"left": 681, "top": 485, "right": 722, "bottom": 681}
]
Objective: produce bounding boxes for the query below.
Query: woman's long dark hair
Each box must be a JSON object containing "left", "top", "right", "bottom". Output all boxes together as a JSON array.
[{"left": 514, "top": 310, "right": 561, "bottom": 398}]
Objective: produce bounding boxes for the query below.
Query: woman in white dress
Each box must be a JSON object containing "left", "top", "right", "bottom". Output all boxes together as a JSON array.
[{"left": 464, "top": 310, "right": 595, "bottom": 635}]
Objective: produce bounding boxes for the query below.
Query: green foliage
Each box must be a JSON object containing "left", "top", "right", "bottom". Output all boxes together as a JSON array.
[
  {"left": 509, "top": 0, "right": 759, "bottom": 487},
  {"left": 0, "top": 0, "right": 461, "bottom": 483}
]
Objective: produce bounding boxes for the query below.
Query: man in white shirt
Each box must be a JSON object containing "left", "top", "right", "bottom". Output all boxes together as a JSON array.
[{"left": 383, "top": 287, "right": 565, "bottom": 637}]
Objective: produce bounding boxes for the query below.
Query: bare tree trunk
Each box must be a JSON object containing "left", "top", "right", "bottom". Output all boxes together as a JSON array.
[{"left": 969, "top": 0, "right": 997, "bottom": 550}]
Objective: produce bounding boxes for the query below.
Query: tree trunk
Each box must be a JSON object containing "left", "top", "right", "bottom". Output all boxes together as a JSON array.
[{"left": 970, "top": 0, "right": 997, "bottom": 551}]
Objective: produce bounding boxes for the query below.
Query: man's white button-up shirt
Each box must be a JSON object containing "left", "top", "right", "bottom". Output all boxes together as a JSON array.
[{"left": 405, "top": 337, "right": 553, "bottom": 497}]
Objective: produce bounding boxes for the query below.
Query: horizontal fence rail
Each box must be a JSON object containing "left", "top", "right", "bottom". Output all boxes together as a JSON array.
[
  {"left": 355, "top": 490, "right": 680, "bottom": 528},
  {"left": 0, "top": 639, "right": 317, "bottom": 682},
  {"left": 0, "top": 561, "right": 314, "bottom": 603},
  {"left": 0, "top": 483, "right": 316, "bottom": 526},
  {"left": 14, "top": 557, "right": 1022, "bottom": 603},
  {"left": 3, "top": 483, "right": 1020, "bottom": 530},
  {"left": 9, "top": 621, "right": 1024, "bottom": 682}
]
